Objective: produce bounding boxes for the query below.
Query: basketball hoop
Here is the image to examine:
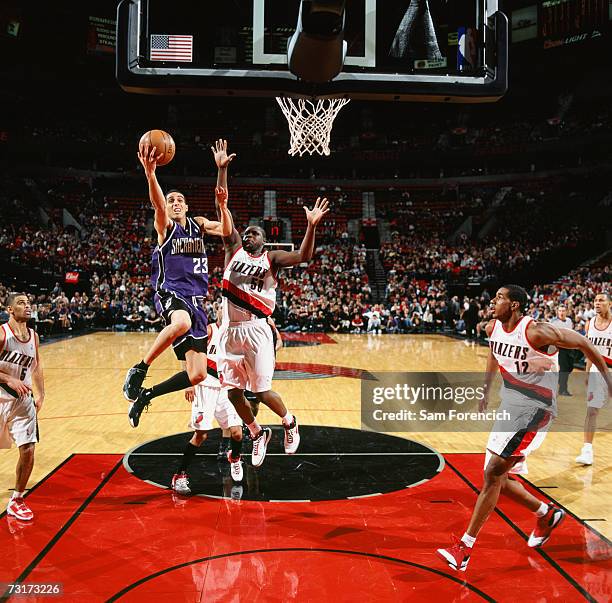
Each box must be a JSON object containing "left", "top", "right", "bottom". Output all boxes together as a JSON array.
[{"left": 276, "top": 96, "right": 350, "bottom": 157}]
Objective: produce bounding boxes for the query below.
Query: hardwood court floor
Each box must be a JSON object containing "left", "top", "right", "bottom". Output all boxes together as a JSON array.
[{"left": 1, "top": 332, "right": 610, "bottom": 539}]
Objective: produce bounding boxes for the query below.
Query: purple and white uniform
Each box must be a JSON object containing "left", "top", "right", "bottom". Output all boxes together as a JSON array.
[{"left": 151, "top": 218, "right": 209, "bottom": 360}]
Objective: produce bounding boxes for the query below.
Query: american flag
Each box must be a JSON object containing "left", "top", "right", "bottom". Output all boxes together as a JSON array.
[{"left": 150, "top": 34, "right": 193, "bottom": 62}]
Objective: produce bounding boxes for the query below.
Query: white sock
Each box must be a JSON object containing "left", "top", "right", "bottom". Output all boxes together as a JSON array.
[
  {"left": 247, "top": 421, "right": 261, "bottom": 437},
  {"left": 281, "top": 412, "right": 294, "bottom": 427},
  {"left": 11, "top": 491, "right": 24, "bottom": 500},
  {"left": 535, "top": 502, "right": 549, "bottom": 517},
  {"left": 583, "top": 443, "right": 593, "bottom": 451},
  {"left": 461, "top": 533, "right": 476, "bottom": 548}
]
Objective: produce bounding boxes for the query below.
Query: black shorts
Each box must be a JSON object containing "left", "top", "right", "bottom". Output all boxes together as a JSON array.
[{"left": 154, "top": 290, "right": 208, "bottom": 360}]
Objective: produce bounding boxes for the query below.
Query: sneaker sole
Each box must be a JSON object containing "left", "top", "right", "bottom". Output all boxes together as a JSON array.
[
  {"left": 128, "top": 404, "right": 139, "bottom": 428},
  {"left": 436, "top": 549, "right": 468, "bottom": 572},
  {"left": 7, "top": 509, "right": 33, "bottom": 521},
  {"left": 528, "top": 510, "right": 566, "bottom": 548},
  {"left": 252, "top": 430, "right": 272, "bottom": 467},
  {"left": 575, "top": 457, "right": 593, "bottom": 465},
  {"left": 227, "top": 452, "right": 244, "bottom": 481},
  {"left": 285, "top": 433, "right": 301, "bottom": 454}
]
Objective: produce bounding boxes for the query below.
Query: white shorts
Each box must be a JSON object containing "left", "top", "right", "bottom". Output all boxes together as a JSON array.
[
  {"left": 189, "top": 385, "right": 242, "bottom": 431},
  {"left": 0, "top": 395, "right": 38, "bottom": 449},
  {"left": 217, "top": 319, "right": 275, "bottom": 393},
  {"left": 485, "top": 407, "right": 553, "bottom": 475},
  {"left": 587, "top": 371, "right": 608, "bottom": 409}
]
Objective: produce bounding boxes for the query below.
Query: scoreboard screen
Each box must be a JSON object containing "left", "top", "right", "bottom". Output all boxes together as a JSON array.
[
  {"left": 511, "top": 0, "right": 610, "bottom": 48},
  {"left": 541, "top": 0, "right": 607, "bottom": 39},
  {"left": 263, "top": 218, "right": 284, "bottom": 243}
]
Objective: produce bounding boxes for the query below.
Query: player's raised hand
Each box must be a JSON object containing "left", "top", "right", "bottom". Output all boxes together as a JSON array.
[
  {"left": 304, "top": 197, "right": 329, "bottom": 226},
  {"left": 137, "top": 143, "right": 163, "bottom": 178},
  {"left": 211, "top": 138, "right": 236, "bottom": 169},
  {"left": 215, "top": 186, "right": 229, "bottom": 208}
]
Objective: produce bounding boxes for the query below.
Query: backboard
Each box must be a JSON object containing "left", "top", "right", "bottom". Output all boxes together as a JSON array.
[{"left": 116, "top": 0, "right": 507, "bottom": 103}]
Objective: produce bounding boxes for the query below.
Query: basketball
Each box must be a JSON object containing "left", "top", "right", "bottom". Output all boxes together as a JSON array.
[{"left": 139, "top": 129, "right": 175, "bottom": 166}]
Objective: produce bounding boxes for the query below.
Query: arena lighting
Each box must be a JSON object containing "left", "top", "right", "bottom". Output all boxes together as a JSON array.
[{"left": 288, "top": 0, "right": 348, "bottom": 83}]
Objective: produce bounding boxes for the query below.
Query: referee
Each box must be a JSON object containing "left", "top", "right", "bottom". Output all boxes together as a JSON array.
[{"left": 550, "top": 305, "right": 574, "bottom": 395}]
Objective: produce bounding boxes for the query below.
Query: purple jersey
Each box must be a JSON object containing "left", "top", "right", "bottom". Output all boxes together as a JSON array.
[{"left": 151, "top": 218, "right": 209, "bottom": 298}]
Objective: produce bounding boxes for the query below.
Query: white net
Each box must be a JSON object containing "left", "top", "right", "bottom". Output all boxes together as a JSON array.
[{"left": 276, "top": 96, "right": 350, "bottom": 157}]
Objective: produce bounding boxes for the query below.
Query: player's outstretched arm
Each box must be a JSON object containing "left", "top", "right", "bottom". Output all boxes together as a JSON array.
[
  {"left": 480, "top": 320, "right": 498, "bottom": 411},
  {"left": 197, "top": 186, "right": 234, "bottom": 238},
  {"left": 269, "top": 197, "right": 329, "bottom": 269},
  {"left": 137, "top": 142, "right": 170, "bottom": 237},
  {"left": 211, "top": 138, "right": 236, "bottom": 192},
  {"left": 208, "top": 139, "right": 241, "bottom": 257},
  {"left": 529, "top": 322, "right": 612, "bottom": 396}
]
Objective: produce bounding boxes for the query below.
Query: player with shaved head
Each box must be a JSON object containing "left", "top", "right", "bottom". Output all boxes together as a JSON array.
[{"left": 212, "top": 141, "right": 329, "bottom": 467}]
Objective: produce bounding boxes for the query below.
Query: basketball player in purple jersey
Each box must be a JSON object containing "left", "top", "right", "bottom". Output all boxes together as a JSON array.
[{"left": 124, "top": 141, "right": 235, "bottom": 427}]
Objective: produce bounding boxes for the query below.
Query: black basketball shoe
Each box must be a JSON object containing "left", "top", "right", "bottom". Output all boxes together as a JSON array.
[
  {"left": 128, "top": 388, "right": 153, "bottom": 428},
  {"left": 123, "top": 365, "right": 148, "bottom": 402}
]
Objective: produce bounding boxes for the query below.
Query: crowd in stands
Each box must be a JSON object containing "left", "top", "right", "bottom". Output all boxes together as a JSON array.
[
  {"left": 0, "top": 169, "right": 609, "bottom": 343},
  {"left": 1, "top": 258, "right": 608, "bottom": 344}
]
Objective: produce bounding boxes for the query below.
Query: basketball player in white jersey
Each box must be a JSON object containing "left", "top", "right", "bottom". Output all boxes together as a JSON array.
[
  {"left": 219, "top": 213, "right": 329, "bottom": 466},
  {"left": 437, "top": 285, "right": 612, "bottom": 572},
  {"left": 0, "top": 293, "right": 45, "bottom": 521},
  {"left": 576, "top": 292, "right": 611, "bottom": 465},
  {"left": 217, "top": 316, "right": 283, "bottom": 460},
  {"left": 172, "top": 316, "right": 244, "bottom": 495}
]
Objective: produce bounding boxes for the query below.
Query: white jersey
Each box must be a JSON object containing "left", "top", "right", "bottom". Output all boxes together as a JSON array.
[
  {"left": 222, "top": 248, "right": 277, "bottom": 323},
  {"left": 489, "top": 316, "right": 559, "bottom": 413},
  {"left": 0, "top": 323, "right": 37, "bottom": 403},
  {"left": 204, "top": 322, "right": 221, "bottom": 387},
  {"left": 586, "top": 315, "right": 612, "bottom": 371}
]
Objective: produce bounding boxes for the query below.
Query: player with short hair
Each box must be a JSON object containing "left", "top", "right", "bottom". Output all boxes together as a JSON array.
[
  {"left": 172, "top": 315, "right": 244, "bottom": 496},
  {"left": 437, "top": 284, "right": 612, "bottom": 572},
  {"left": 0, "top": 292, "right": 45, "bottom": 521},
  {"left": 124, "top": 140, "right": 235, "bottom": 427},
  {"left": 212, "top": 147, "right": 328, "bottom": 466},
  {"left": 576, "top": 291, "right": 611, "bottom": 465}
]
